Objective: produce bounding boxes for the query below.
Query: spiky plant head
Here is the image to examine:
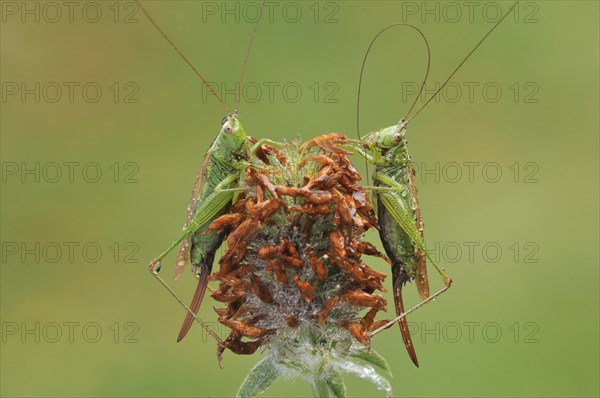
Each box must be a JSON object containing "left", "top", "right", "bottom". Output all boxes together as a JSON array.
[{"left": 204, "top": 134, "right": 394, "bottom": 397}]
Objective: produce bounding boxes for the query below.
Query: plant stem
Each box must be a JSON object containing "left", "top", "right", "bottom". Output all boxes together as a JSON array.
[{"left": 310, "top": 377, "right": 330, "bottom": 398}]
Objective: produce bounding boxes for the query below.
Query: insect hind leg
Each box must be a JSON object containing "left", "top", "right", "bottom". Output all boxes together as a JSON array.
[
  {"left": 150, "top": 271, "right": 221, "bottom": 344},
  {"left": 374, "top": 170, "right": 452, "bottom": 284},
  {"left": 148, "top": 177, "right": 238, "bottom": 275},
  {"left": 369, "top": 281, "right": 451, "bottom": 337},
  {"left": 369, "top": 170, "right": 453, "bottom": 338}
]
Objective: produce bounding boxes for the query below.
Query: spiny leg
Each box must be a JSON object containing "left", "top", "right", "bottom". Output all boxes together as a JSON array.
[
  {"left": 148, "top": 173, "right": 238, "bottom": 273},
  {"left": 361, "top": 186, "right": 404, "bottom": 192},
  {"left": 343, "top": 140, "right": 386, "bottom": 165},
  {"left": 150, "top": 271, "right": 222, "bottom": 344},
  {"left": 250, "top": 138, "right": 286, "bottom": 156},
  {"left": 369, "top": 282, "right": 451, "bottom": 337},
  {"left": 215, "top": 187, "right": 248, "bottom": 193},
  {"left": 235, "top": 159, "right": 273, "bottom": 174}
]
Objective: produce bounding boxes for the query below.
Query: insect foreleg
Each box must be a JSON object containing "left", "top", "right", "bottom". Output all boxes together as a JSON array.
[
  {"left": 373, "top": 171, "right": 406, "bottom": 189},
  {"left": 212, "top": 173, "right": 247, "bottom": 193},
  {"left": 249, "top": 138, "right": 286, "bottom": 155},
  {"left": 360, "top": 186, "right": 403, "bottom": 192},
  {"left": 343, "top": 140, "right": 386, "bottom": 165},
  {"left": 215, "top": 187, "right": 248, "bottom": 193}
]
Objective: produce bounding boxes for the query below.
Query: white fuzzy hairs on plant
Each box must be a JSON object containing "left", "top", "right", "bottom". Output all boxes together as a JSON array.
[{"left": 237, "top": 324, "right": 393, "bottom": 398}]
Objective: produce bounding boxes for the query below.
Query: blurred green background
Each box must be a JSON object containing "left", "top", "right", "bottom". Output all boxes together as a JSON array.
[{"left": 1, "top": 1, "right": 598, "bottom": 397}]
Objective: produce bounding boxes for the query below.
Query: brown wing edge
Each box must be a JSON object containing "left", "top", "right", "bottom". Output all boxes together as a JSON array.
[
  {"left": 407, "top": 160, "right": 430, "bottom": 300},
  {"left": 174, "top": 237, "right": 192, "bottom": 280},
  {"left": 174, "top": 154, "right": 213, "bottom": 280}
]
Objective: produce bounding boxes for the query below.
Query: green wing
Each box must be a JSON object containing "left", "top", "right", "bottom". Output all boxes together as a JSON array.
[{"left": 375, "top": 173, "right": 441, "bottom": 271}]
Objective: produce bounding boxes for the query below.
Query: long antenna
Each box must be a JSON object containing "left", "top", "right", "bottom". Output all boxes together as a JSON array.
[
  {"left": 135, "top": 0, "right": 230, "bottom": 114},
  {"left": 235, "top": 1, "right": 266, "bottom": 115},
  {"left": 405, "top": 1, "right": 518, "bottom": 125},
  {"left": 356, "top": 24, "right": 431, "bottom": 184}
]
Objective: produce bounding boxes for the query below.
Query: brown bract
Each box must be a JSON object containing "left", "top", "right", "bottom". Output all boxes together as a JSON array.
[
  {"left": 299, "top": 133, "right": 352, "bottom": 155},
  {"left": 202, "top": 134, "right": 391, "bottom": 359}
]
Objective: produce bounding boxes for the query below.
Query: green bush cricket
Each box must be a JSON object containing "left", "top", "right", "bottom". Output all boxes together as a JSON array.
[
  {"left": 344, "top": 2, "right": 519, "bottom": 366},
  {"left": 137, "top": 0, "right": 266, "bottom": 343}
]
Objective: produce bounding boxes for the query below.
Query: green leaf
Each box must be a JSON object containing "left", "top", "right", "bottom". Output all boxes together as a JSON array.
[
  {"left": 348, "top": 347, "right": 392, "bottom": 377},
  {"left": 280, "top": 358, "right": 310, "bottom": 375},
  {"left": 326, "top": 371, "right": 347, "bottom": 398},
  {"left": 335, "top": 360, "right": 393, "bottom": 398},
  {"left": 237, "top": 356, "right": 280, "bottom": 398}
]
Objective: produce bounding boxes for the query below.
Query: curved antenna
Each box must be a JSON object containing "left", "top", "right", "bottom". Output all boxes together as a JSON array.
[
  {"left": 135, "top": 0, "right": 230, "bottom": 114},
  {"left": 405, "top": 1, "right": 518, "bottom": 126},
  {"left": 356, "top": 24, "right": 431, "bottom": 184},
  {"left": 235, "top": 1, "right": 266, "bottom": 115}
]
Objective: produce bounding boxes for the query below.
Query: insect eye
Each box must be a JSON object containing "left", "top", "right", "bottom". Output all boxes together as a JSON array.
[
  {"left": 224, "top": 125, "right": 233, "bottom": 133},
  {"left": 394, "top": 133, "right": 402, "bottom": 141}
]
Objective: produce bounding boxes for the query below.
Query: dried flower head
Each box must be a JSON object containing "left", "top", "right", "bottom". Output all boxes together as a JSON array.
[{"left": 200, "top": 134, "right": 394, "bottom": 397}]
